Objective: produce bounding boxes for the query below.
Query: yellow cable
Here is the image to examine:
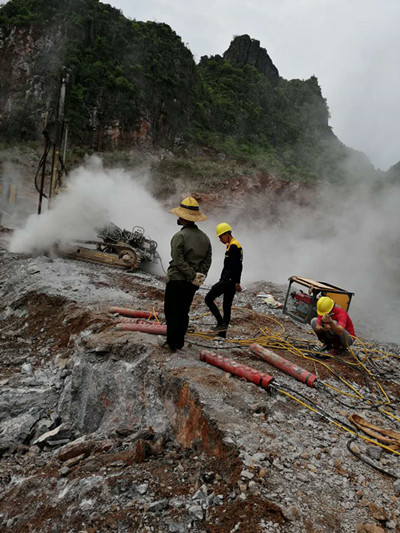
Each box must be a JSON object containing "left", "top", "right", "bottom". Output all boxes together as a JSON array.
[
  {"left": 190, "top": 304, "right": 399, "bottom": 422},
  {"left": 152, "top": 307, "right": 160, "bottom": 323},
  {"left": 322, "top": 382, "right": 361, "bottom": 399},
  {"left": 278, "top": 389, "right": 400, "bottom": 457}
]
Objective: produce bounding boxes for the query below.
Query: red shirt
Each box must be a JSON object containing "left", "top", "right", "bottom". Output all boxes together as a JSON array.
[{"left": 317, "top": 306, "right": 355, "bottom": 337}]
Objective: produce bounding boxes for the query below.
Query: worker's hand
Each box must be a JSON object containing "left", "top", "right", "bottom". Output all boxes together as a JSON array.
[
  {"left": 235, "top": 283, "right": 242, "bottom": 292},
  {"left": 322, "top": 313, "right": 332, "bottom": 324},
  {"left": 321, "top": 314, "right": 332, "bottom": 330},
  {"left": 192, "top": 272, "right": 206, "bottom": 287}
]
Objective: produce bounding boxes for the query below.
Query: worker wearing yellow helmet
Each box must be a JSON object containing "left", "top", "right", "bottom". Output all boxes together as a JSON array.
[
  {"left": 205, "top": 222, "right": 243, "bottom": 337},
  {"left": 162, "top": 196, "right": 212, "bottom": 352},
  {"left": 311, "top": 296, "right": 355, "bottom": 355}
]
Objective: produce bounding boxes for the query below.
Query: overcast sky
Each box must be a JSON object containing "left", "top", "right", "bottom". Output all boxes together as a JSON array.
[{"left": 105, "top": 0, "right": 399, "bottom": 171}]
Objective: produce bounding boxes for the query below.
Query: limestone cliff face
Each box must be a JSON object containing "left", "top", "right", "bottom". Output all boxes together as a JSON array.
[
  {"left": 0, "top": 3, "right": 378, "bottom": 184},
  {"left": 0, "top": 1, "right": 198, "bottom": 148},
  {"left": 223, "top": 34, "right": 279, "bottom": 84},
  {"left": 0, "top": 24, "right": 65, "bottom": 139}
]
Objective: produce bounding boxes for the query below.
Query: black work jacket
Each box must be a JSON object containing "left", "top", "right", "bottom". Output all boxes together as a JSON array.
[{"left": 220, "top": 238, "right": 243, "bottom": 284}]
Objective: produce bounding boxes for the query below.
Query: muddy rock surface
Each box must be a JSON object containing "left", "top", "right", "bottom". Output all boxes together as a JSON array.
[{"left": 0, "top": 244, "right": 400, "bottom": 533}]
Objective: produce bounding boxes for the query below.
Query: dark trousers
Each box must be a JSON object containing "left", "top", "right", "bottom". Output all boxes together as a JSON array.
[
  {"left": 310, "top": 318, "right": 354, "bottom": 349},
  {"left": 164, "top": 280, "right": 197, "bottom": 350},
  {"left": 205, "top": 279, "right": 236, "bottom": 327}
]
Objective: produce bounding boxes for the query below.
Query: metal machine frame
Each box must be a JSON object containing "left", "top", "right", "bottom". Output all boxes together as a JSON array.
[{"left": 282, "top": 276, "right": 354, "bottom": 324}]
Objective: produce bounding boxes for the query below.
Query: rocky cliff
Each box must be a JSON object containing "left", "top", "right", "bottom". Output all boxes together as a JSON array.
[
  {"left": 0, "top": 23, "right": 65, "bottom": 139},
  {"left": 223, "top": 34, "right": 279, "bottom": 84},
  {"left": 0, "top": 0, "right": 198, "bottom": 149},
  {"left": 0, "top": 0, "right": 381, "bottom": 184}
]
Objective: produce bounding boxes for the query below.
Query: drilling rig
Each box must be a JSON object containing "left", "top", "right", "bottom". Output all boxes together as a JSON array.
[{"left": 68, "top": 223, "right": 160, "bottom": 271}]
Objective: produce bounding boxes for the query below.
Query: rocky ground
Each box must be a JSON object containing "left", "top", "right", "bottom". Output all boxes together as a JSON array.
[
  {"left": 1, "top": 146, "right": 400, "bottom": 532},
  {"left": 0, "top": 229, "right": 400, "bottom": 533}
]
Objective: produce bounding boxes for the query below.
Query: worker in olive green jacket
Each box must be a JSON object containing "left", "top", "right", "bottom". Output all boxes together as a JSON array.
[{"left": 163, "top": 197, "right": 212, "bottom": 352}]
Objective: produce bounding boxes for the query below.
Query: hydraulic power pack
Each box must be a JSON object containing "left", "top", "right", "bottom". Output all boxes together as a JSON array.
[{"left": 282, "top": 276, "right": 354, "bottom": 324}]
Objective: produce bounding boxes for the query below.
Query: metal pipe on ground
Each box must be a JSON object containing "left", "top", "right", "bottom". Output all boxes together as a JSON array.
[
  {"left": 110, "top": 307, "right": 159, "bottom": 319},
  {"left": 116, "top": 323, "right": 167, "bottom": 335},
  {"left": 250, "top": 343, "right": 317, "bottom": 388},
  {"left": 200, "top": 350, "right": 274, "bottom": 390},
  {"left": 117, "top": 317, "right": 155, "bottom": 325}
]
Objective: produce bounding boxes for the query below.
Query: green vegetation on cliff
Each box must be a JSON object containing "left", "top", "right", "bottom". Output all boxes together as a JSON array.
[
  {"left": 0, "top": 0, "right": 378, "bottom": 183},
  {"left": 0, "top": 0, "right": 197, "bottom": 148},
  {"left": 192, "top": 55, "right": 335, "bottom": 180}
]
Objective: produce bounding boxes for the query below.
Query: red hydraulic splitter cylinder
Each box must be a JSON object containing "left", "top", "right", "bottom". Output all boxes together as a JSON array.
[
  {"left": 250, "top": 343, "right": 317, "bottom": 388},
  {"left": 200, "top": 351, "right": 274, "bottom": 390},
  {"left": 117, "top": 317, "right": 155, "bottom": 324},
  {"left": 110, "top": 307, "right": 159, "bottom": 319},
  {"left": 116, "top": 322, "right": 167, "bottom": 335}
]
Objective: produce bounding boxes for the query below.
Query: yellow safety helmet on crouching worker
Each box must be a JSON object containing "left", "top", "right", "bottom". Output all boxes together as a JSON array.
[
  {"left": 216, "top": 222, "right": 232, "bottom": 237},
  {"left": 317, "top": 296, "right": 335, "bottom": 316}
]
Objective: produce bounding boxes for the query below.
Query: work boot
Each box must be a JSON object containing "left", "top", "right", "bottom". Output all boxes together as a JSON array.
[
  {"left": 211, "top": 323, "right": 228, "bottom": 332},
  {"left": 312, "top": 351, "right": 330, "bottom": 360},
  {"left": 329, "top": 347, "right": 348, "bottom": 356},
  {"left": 319, "top": 344, "right": 331, "bottom": 352},
  {"left": 156, "top": 336, "right": 175, "bottom": 353},
  {"left": 311, "top": 344, "right": 331, "bottom": 359}
]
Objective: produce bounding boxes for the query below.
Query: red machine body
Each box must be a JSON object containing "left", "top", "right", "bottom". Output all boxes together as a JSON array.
[
  {"left": 294, "top": 291, "right": 312, "bottom": 304},
  {"left": 200, "top": 351, "right": 274, "bottom": 390},
  {"left": 116, "top": 322, "right": 167, "bottom": 335},
  {"left": 110, "top": 307, "right": 159, "bottom": 319},
  {"left": 250, "top": 343, "right": 317, "bottom": 388}
]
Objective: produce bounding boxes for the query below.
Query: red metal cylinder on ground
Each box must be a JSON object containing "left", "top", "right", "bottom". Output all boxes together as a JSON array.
[
  {"left": 116, "top": 323, "right": 167, "bottom": 335},
  {"left": 200, "top": 351, "right": 274, "bottom": 390},
  {"left": 110, "top": 307, "right": 159, "bottom": 319},
  {"left": 250, "top": 343, "right": 317, "bottom": 388},
  {"left": 117, "top": 317, "right": 153, "bottom": 325}
]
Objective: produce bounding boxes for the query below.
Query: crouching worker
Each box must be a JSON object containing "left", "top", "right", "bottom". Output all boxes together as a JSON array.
[
  {"left": 205, "top": 223, "right": 243, "bottom": 336},
  {"left": 163, "top": 197, "right": 212, "bottom": 353},
  {"left": 311, "top": 296, "right": 355, "bottom": 355}
]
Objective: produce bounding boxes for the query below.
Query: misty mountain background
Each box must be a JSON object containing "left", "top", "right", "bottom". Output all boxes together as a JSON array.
[{"left": 2, "top": 0, "right": 400, "bottom": 183}]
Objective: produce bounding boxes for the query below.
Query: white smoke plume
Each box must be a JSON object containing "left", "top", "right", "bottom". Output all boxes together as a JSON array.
[
  {"left": 9, "top": 156, "right": 173, "bottom": 270},
  {"left": 219, "top": 179, "right": 400, "bottom": 343},
  {"left": 8, "top": 154, "right": 400, "bottom": 344}
]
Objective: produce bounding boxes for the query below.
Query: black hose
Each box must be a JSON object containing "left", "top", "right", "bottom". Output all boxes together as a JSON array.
[
  {"left": 34, "top": 142, "right": 52, "bottom": 197},
  {"left": 347, "top": 433, "right": 398, "bottom": 479}
]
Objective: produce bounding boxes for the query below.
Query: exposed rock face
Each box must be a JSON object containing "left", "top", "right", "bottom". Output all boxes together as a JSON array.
[
  {"left": 0, "top": 2, "right": 198, "bottom": 148},
  {"left": 223, "top": 34, "right": 279, "bottom": 83},
  {"left": 0, "top": 24, "right": 64, "bottom": 139}
]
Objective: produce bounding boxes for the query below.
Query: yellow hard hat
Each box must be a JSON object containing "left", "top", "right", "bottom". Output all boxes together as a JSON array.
[
  {"left": 216, "top": 222, "right": 232, "bottom": 237},
  {"left": 317, "top": 296, "right": 334, "bottom": 316},
  {"left": 170, "top": 196, "right": 207, "bottom": 221}
]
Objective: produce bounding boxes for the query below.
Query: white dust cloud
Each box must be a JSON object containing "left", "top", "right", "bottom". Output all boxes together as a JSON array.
[
  {"left": 8, "top": 153, "right": 400, "bottom": 343},
  {"left": 212, "top": 178, "right": 400, "bottom": 343},
  {"left": 9, "top": 156, "right": 173, "bottom": 271}
]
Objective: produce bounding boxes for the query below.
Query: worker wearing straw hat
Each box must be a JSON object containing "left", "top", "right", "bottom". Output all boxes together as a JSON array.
[{"left": 162, "top": 197, "right": 212, "bottom": 352}]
